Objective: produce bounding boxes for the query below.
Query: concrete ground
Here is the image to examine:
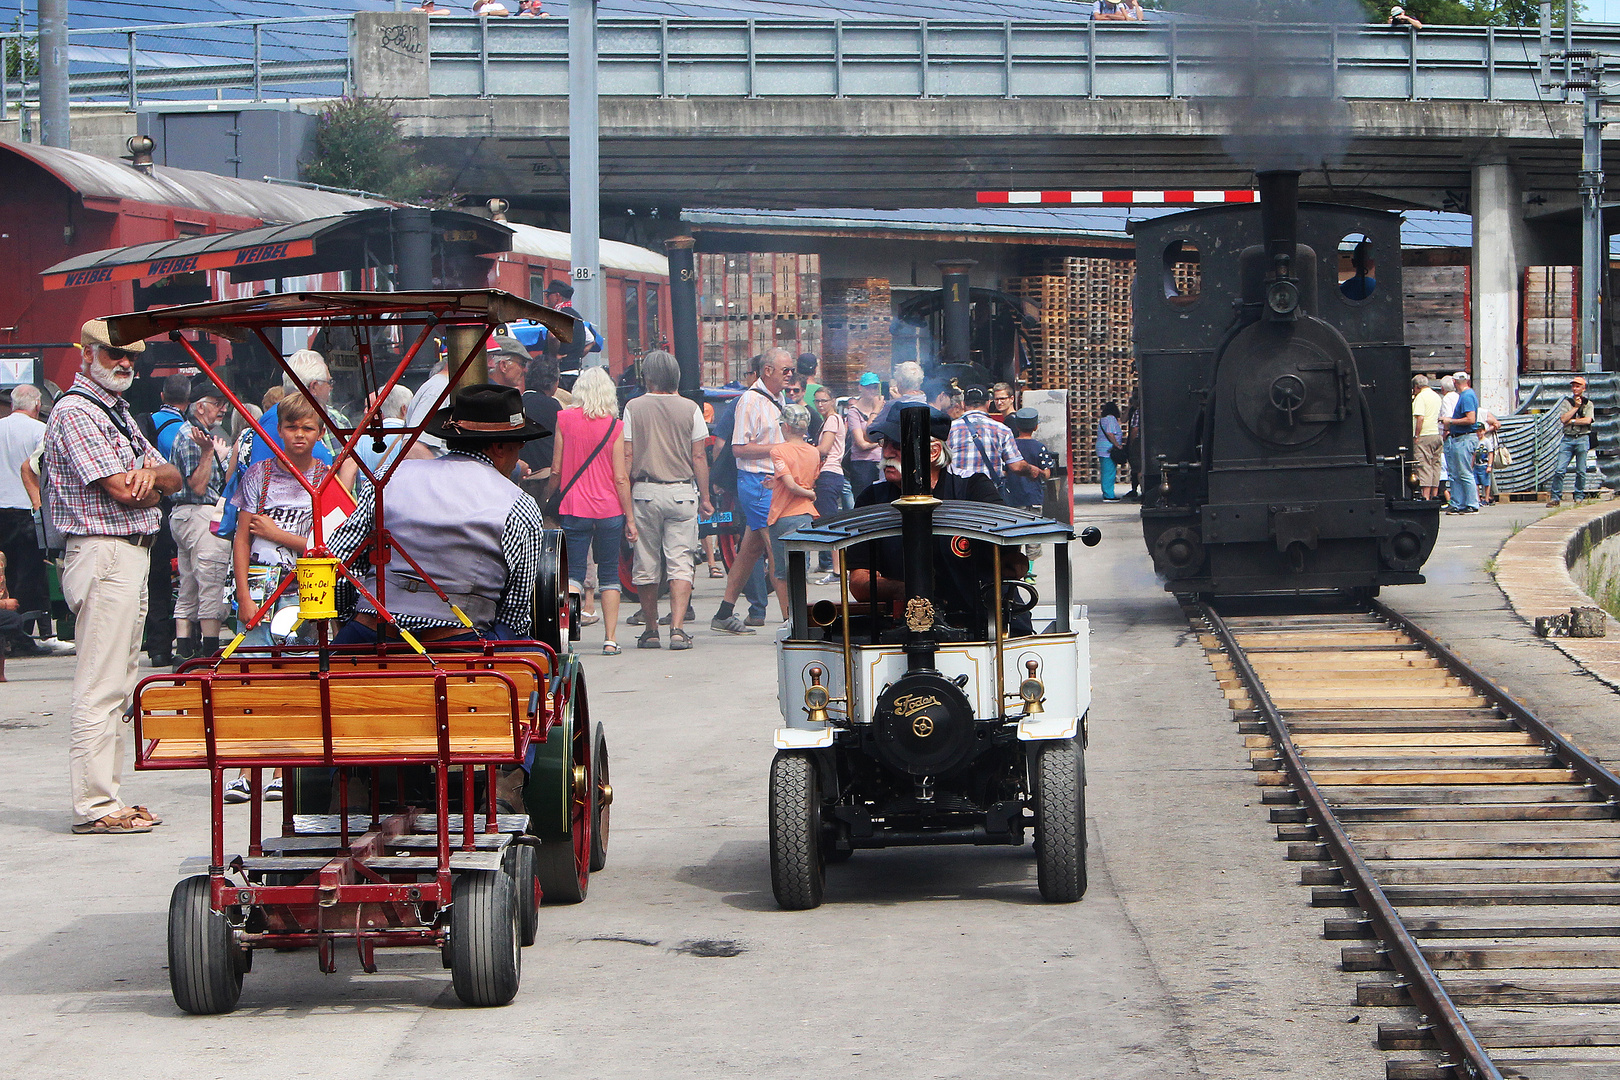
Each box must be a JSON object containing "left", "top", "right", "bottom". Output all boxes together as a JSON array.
[{"left": 2, "top": 492, "right": 1605, "bottom": 1080}]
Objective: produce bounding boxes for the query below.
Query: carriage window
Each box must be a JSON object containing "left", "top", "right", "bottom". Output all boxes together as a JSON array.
[
  {"left": 1163, "top": 241, "right": 1201, "bottom": 305},
  {"left": 1337, "top": 234, "right": 1377, "bottom": 301},
  {"left": 624, "top": 283, "right": 641, "bottom": 356},
  {"left": 645, "top": 286, "right": 660, "bottom": 350}
]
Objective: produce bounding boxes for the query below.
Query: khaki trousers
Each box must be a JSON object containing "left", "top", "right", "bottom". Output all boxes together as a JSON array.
[
  {"left": 61, "top": 535, "right": 150, "bottom": 824},
  {"left": 170, "top": 503, "right": 231, "bottom": 621}
]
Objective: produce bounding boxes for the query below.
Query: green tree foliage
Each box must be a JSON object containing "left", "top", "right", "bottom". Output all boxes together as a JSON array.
[
  {"left": 5, "top": 19, "right": 39, "bottom": 80},
  {"left": 301, "top": 96, "right": 456, "bottom": 206}
]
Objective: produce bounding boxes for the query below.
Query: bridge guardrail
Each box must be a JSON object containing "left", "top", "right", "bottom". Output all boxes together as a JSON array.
[{"left": 5, "top": 15, "right": 1620, "bottom": 117}]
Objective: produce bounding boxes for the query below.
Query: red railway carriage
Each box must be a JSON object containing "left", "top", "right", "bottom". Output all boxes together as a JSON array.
[
  {"left": 485, "top": 222, "right": 671, "bottom": 375},
  {"left": 0, "top": 141, "right": 376, "bottom": 390}
]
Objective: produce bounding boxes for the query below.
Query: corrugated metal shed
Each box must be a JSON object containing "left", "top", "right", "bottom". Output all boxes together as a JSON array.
[{"left": 2, "top": 142, "right": 382, "bottom": 223}]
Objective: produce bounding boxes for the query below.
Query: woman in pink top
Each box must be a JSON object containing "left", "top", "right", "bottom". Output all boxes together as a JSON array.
[
  {"left": 811, "top": 386, "right": 847, "bottom": 583},
  {"left": 545, "top": 367, "right": 637, "bottom": 654}
]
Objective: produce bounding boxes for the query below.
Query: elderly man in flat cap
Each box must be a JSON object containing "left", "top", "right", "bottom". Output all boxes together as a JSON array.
[{"left": 43, "top": 319, "right": 183, "bottom": 835}]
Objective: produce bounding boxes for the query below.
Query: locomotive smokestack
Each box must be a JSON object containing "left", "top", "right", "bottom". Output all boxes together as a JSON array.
[
  {"left": 1258, "top": 170, "right": 1300, "bottom": 269},
  {"left": 894, "top": 404, "right": 940, "bottom": 671}
]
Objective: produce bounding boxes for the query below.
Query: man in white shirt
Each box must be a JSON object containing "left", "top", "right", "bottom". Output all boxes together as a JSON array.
[
  {"left": 1410, "top": 374, "right": 1443, "bottom": 500},
  {"left": 1436, "top": 375, "right": 1457, "bottom": 503},
  {"left": 711, "top": 348, "right": 787, "bottom": 635},
  {"left": 0, "top": 384, "right": 52, "bottom": 644}
]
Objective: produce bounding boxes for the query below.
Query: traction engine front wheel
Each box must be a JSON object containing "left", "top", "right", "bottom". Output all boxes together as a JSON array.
[
  {"left": 1033, "top": 738, "right": 1087, "bottom": 903},
  {"left": 769, "top": 751, "right": 825, "bottom": 910}
]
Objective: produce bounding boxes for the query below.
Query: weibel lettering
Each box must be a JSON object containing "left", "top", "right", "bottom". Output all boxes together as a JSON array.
[
  {"left": 233, "top": 243, "right": 291, "bottom": 266},
  {"left": 146, "top": 256, "right": 199, "bottom": 276},
  {"left": 64, "top": 267, "right": 114, "bottom": 287}
]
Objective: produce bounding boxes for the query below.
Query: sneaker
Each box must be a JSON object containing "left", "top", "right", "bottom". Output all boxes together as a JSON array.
[
  {"left": 1547, "top": 498, "right": 1562, "bottom": 508},
  {"left": 711, "top": 613, "right": 757, "bottom": 635},
  {"left": 657, "top": 606, "right": 696, "bottom": 626},
  {"left": 745, "top": 614, "right": 766, "bottom": 627},
  {"left": 264, "top": 776, "right": 283, "bottom": 802},
  {"left": 39, "top": 636, "right": 75, "bottom": 655},
  {"left": 625, "top": 610, "right": 645, "bottom": 626},
  {"left": 224, "top": 777, "right": 251, "bottom": 804},
  {"left": 812, "top": 572, "right": 840, "bottom": 586}
]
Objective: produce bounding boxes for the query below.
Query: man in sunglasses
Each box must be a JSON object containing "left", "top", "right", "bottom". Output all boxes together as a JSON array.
[{"left": 42, "top": 320, "right": 183, "bottom": 836}]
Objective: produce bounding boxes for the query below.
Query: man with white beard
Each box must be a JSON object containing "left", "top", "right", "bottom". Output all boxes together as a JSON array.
[{"left": 42, "top": 320, "right": 182, "bottom": 835}]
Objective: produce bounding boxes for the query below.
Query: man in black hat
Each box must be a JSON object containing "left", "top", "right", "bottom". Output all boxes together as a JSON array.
[
  {"left": 847, "top": 405, "right": 1026, "bottom": 637},
  {"left": 327, "top": 383, "right": 550, "bottom": 644}
]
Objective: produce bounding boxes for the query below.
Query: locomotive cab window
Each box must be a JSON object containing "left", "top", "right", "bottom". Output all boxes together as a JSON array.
[
  {"left": 1337, "top": 234, "right": 1378, "bottom": 301},
  {"left": 1163, "top": 241, "right": 1201, "bottom": 306}
]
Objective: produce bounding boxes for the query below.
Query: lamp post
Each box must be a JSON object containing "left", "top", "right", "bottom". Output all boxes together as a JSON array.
[{"left": 568, "top": 0, "right": 603, "bottom": 335}]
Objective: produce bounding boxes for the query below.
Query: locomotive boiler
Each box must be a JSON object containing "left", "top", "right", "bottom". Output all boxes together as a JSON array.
[{"left": 1134, "top": 171, "right": 1440, "bottom": 598}]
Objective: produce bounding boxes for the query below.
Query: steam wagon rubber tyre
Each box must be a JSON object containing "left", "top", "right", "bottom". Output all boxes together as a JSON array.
[
  {"left": 590, "top": 722, "right": 611, "bottom": 872},
  {"left": 168, "top": 875, "right": 244, "bottom": 1015},
  {"left": 450, "top": 870, "right": 521, "bottom": 1007},
  {"left": 769, "top": 751, "right": 825, "bottom": 910},
  {"left": 503, "top": 840, "right": 541, "bottom": 947},
  {"left": 1034, "top": 739, "right": 1087, "bottom": 903},
  {"left": 533, "top": 686, "right": 594, "bottom": 904}
]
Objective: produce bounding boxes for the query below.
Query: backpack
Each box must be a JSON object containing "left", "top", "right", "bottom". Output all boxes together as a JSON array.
[
  {"left": 709, "top": 386, "right": 781, "bottom": 495},
  {"left": 39, "top": 390, "right": 144, "bottom": 554}
]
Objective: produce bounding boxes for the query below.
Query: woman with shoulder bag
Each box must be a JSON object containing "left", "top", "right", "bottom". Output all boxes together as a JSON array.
[{"left": 545, "top": 367, "right": 637, "bottom": 655}]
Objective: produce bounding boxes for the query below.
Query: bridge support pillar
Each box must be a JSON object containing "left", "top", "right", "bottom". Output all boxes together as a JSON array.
[{"left": 1472, "top": 156, "right": 1528, "bottom": 415}]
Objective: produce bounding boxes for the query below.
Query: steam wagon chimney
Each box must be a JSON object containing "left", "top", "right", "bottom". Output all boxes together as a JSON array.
[{"left": 894, "top": 404, "right": 941, "bottom": 672}]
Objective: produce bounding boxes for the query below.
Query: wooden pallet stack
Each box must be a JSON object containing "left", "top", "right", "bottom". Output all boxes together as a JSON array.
[
  {"left": 695, "top": 253, "right": 822, "bottom": 386},
  {"left": 1401, "top": 264, "right": 1470, "bottom": 375},
  {"left": 1523, "top": 265, "right": 1577, "bottom": 372},
  {"left": 1008, "top": 257, "right": 1138, "bottom": 484},
  {"left": 822, "top": 278, "right": 892, "bottom": 392}
]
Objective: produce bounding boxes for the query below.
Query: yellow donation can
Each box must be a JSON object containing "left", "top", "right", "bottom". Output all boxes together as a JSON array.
[{"left": 295, "top": 557, "right": 339, "bottom": 620}]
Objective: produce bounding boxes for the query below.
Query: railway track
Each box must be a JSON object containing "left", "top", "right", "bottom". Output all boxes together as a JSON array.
[{"left": 1189, "top": 598, "right": 1620, "bottom": 1080}]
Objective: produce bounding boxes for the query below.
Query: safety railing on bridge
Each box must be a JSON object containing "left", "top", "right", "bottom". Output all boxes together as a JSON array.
[
  {"left": 5, "top": 15, "right": 1620, "bottom": 119},
  {"left": 1, "top": 14, "right": 351, "bottom": 120},
  {"left": 422, "top": 17, "right": 1620, "bottom": 102}
]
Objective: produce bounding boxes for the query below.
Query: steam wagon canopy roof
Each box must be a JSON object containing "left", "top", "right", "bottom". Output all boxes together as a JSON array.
[
  {"left": 102, "top": 290, "right": 575, "bottom": 345},
  {"left": 41, "top": 207, "right": 513, "bottom": 291},
  {"left": 783, "top": 501, "right": 1072, "bottom": 553}
]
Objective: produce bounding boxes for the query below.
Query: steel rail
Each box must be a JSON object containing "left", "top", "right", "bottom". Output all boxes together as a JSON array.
[
  {"left": 1196, "top": 600, "right": 1503, "bottom": 1080},
  {"left": 1373, "top": 598, "right": 1620, "bottom": 802}
]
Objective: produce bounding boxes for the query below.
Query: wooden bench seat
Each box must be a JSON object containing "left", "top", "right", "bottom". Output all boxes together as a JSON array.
[{"left": 135, "top": 669, "right": 528, "bottom": 769}]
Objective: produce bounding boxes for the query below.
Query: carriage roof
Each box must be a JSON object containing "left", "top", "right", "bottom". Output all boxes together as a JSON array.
[
  {"left": 782, "top": 501, "right": 1073, "bottom": 553},
  {"left": 102, "top": 289, "right": 575, "bottom": 345}
]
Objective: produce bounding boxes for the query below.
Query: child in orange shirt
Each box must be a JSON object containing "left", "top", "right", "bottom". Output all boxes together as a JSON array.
[{"left": 767, "top": 404, "right": 821, "bottom": 620}]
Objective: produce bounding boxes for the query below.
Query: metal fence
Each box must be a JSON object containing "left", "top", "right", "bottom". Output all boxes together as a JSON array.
[
  {"left": 1, "top": 14, "right": 351, "bottom": 118},
  {"left": 5, "top": 15, "right": 1620, "bottom": 115},
  {"left": 423, "top": 17, "right": 1616, "bottom": 101}
]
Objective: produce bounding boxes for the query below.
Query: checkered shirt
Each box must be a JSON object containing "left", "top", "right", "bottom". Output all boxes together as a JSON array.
[
  {"left": 947, "top": 410, "right": 1022, "bottom": 480},
  {"left": 42, "top": 374, "right": 163, "bottom": 538},
  {"left": 327, "top": 450, "right": 545, "bottom": 637},
  {"left": 167, "top": 422, "right": 227, "bottom": 506}
]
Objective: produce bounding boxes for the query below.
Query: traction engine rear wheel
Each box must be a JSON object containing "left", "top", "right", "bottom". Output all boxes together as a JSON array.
[
  {"left": 769, "top": 751, "right": 825, "bottom": 910},
  {"left": 168, "top": 875, "right": 244, "bottom": 1015},
  {"left": 535, "top": 695, "right": 593, "bottom": 904},
  {"left": 590, "top": 722, "right": 611, "bottom": 872},
  {"left": 1033, "top": 739, "right": 1087, "bottom": 903},
  {"left": 449, "top": 870, "right": 521, "bottom": 1007}
]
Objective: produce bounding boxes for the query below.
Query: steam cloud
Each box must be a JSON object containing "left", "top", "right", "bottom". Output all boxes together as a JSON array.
[{"left": 1174, "top": 0, "right": 1366, "bottom": 174}]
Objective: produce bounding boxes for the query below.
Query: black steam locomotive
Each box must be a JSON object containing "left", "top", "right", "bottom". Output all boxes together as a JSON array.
[{"left": 1133, "top": 171, "right": 1440, "bottom": 598}]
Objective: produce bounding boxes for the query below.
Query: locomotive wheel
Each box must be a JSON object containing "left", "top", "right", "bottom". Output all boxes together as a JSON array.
[
  {"left": 168, "top": 876, "right": 245, "bottom": 1015},
  {"left": 769, "top": 751, "right": 825, "bottom": 910},
  {"left": 590, "top": 722, "right": 611, "bottom": 872},
  {"left": 1033, "top": 739, "right": 1087, "bottom": 903},
  {"left": 532, "top": 676, "right": 593, "bottom": 904},
  {"left": 449, "top": 870, "right": 521, "bottom": 1007},
  {"left": 503, "top": 840, "right": 541, "bottom": 947}
]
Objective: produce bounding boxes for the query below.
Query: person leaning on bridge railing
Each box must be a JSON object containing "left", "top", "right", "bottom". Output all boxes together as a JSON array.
[
  {"left": 1389, "top": 6, "right": 1423, "bottom": 29},
  {"left": 1092, "top": 0, "right": 1144, "bottom": 20}
]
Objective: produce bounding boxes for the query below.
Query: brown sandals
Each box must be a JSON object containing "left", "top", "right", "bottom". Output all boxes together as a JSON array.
[{"left": 71, "top": 807, "right": 161, "bottom": 834}]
